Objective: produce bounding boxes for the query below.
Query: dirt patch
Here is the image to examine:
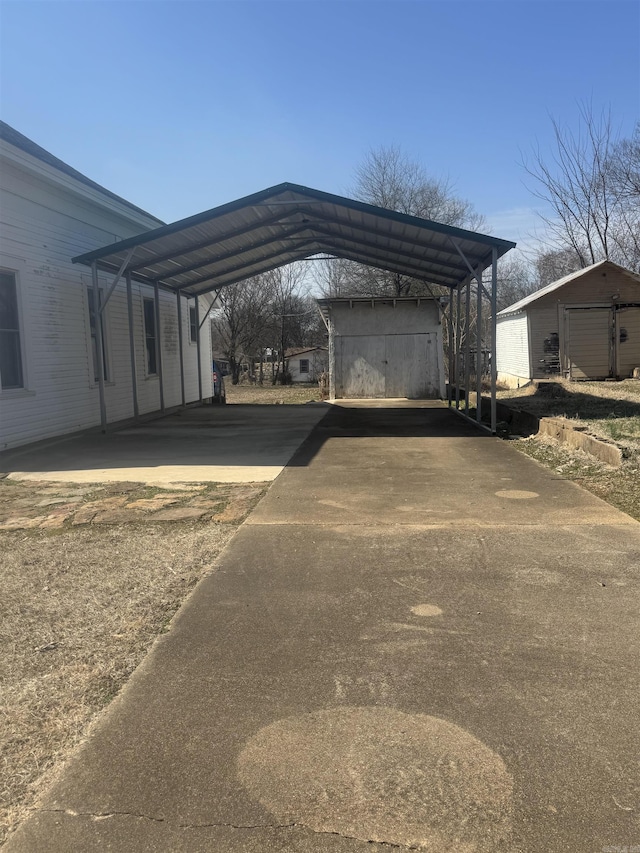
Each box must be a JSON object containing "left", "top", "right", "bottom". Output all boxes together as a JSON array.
[
  {"left": 225, "top": 382, "right": 322, "bottom": 405},
  {"left": 0, "top": 478, "right": 266, "bottom": 843}
]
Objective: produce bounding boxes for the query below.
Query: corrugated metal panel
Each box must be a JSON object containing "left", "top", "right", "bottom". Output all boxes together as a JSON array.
[
  {"left": 73, "top": 184, "right": 515, "bottom": 296},
  {"left": 565, "top": 308, "right": 612, "bottom": 380}
]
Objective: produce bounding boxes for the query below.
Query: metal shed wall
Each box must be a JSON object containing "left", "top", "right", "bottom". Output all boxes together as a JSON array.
[{"left": 325, "top": 299, "right": 445, "bottom": 400}]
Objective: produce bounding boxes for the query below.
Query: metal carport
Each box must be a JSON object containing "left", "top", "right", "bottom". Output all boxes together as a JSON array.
[{"left": 73, "top": 183, "right": 515, "bottom": 432}]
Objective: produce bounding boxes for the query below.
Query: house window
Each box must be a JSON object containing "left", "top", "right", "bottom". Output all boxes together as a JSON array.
[
  {"left": 87, "top": 288, "right": 108, "bottom": 382},
  {"left": 299, "top": 358, "right": 310, "bottom": 374},
  {"left": 0, "top": 270, "right": 23, "bottom": 389},
  {"left": 189, "top": 305, "right": 197, "bottom": 343},
  {"left": 143, "top": 297, "right": 158, "bottom": 375}
]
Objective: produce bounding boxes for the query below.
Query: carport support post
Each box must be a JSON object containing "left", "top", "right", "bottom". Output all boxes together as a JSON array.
[
  {"left": 154, "top": 282, "right": 165, "bottom": 412},
  {"left": 464, "top": 278, "right": 471, "bottom": 415},
  {"left": 125, "top": 273, "right": 139, "bottom": 419},
  {"left": 476, "top": 270, "right": 483, "bottom": 425},
  {"left": 447, "top": 298, "right": 454, "bottom": 407},
  {"left": 455, "top": 283, "right": 462, "bottom": 410},
  {"left": 195, "top": 295, "right": 203, "bottom": 402},
  {"left": 92, "top": 262, "right": 107, "bottom": 432},
  {"left": 491, "top": 247, "right": 498, "bottom": 433},
  {"left": 177, "top": 291, "right": 186, "bottom": 407}
]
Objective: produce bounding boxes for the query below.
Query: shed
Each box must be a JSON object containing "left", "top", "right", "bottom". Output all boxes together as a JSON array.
[
  {"left": 285, "top": 347, "right": 328, "bottom": 383},
  {"left": 317, "top": 297, "right": 445, "bottom": 400},
  {"left": 496, "top": 261, "right": 640, "bottom": 386}
]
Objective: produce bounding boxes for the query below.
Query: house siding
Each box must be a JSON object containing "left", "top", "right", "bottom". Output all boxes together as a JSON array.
[
  {"left": 496, "top": 313, "right": 530, "bottom": 385},
  {"left": 0, "top": 146, "right": 212, "bottom": 450}
]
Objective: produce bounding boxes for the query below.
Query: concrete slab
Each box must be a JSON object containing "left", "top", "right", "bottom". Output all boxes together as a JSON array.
[
  {"left": 0, "top": 404, "right": 329, "bottom": 486},
  {"left": 6, "top": 402, "right": 640, "bottom": 852}
]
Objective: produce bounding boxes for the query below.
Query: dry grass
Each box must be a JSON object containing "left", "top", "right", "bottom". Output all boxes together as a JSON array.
[
  {"left": 489, "top": 378, "right": 640, "bottom": 522},
  {"left": 514, "top": 436, "right": 640, "bottom": 522},
  {"left": 496, "top": 378, "right": 640, "bottom": 454},
  {"left": 225, "top": 382, "right": 323, "bottom": 406},
  {"left": 0, "top": 518, "right": 241, "bottom": 842}
]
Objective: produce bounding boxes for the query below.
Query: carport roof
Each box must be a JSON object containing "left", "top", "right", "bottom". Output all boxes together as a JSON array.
[{"left": 73, "top": 182, "right": 515, "bottom": 296}]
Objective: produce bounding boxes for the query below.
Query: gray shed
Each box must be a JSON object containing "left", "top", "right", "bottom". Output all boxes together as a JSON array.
[
  {"left": 317, "top": 297, "right": 445, "bottom": 400},
  {"left": 496, "top": 261, "right": 640, "bottom": 386}
]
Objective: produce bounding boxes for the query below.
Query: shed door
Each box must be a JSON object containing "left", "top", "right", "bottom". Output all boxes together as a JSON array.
[
  {"left": 337, "top": 335, "right": 386, "bottom": 397},
  {"left": 565, "top": 308, "right": 612, "bottom": 379},
  {"left": 385, "top": 333, "right": 439, "bottom": 397},
  {"left": 616, "top": 307, "right": 640, "bottom": 378},
  {"left": 336, "top": 333, "right": 439, "bottom": 398}
]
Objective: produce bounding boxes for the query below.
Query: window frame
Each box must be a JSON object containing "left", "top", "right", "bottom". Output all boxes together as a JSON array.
[
  {"left": 0, "top": 267, "right": 26, "bottom": 392},
  {"left": 299, "top": 358, "right": 310, "bottom": 375},
  {"left": 143, "top": 296, "right": 158, "bottom": 377},
  {"left": 189, "top": 304, "right": 197, "bottom": 345}
]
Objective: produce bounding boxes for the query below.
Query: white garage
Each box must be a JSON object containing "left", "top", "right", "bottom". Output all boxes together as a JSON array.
[{"left": 317, "top": 297, "right": 445, "bottom": 400}]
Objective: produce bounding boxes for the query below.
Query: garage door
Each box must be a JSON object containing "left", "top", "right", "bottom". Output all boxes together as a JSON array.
[
  {"left": 336, "top": 333, "right": 441, "bottom": 398},
  {"left": 565, "top": 308, "right": 612, "bottom": 380}
]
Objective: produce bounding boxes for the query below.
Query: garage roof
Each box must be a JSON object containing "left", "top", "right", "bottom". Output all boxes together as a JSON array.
[{"left": 73, "top": 182, "right": 515, "bottom": 296}]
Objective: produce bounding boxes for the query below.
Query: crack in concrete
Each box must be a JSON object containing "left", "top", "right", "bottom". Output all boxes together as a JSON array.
[{"left": 35, "top": 809, "right": 420, "bottom": 848}]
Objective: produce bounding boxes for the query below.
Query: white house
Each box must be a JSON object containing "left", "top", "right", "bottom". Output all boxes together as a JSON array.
[
  {"left": 285, "top": 347, "right": 328, "bottom": 383},
  {"left": 317, "top": 297, "right": 446, "bottom": 400},
  {"left": 496, "top": 260, "right": 640, "bottom": 387},
  {"left": 0, "top": 122, "right": 214, "bottom": 450}
]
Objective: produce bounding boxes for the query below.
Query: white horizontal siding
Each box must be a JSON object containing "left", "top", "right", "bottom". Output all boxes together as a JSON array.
[
  {"left": 496, "top": 313, "right": 530, "bottom": 378},
  {"left": 0, "top": 154, "right": 212, "bottom": 450}
]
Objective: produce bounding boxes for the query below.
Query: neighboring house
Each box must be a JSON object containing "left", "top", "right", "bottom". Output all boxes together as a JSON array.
[
  {"left": 496, "top": 261, "right": 640, "bottom": 387},
  {"left": 0, "top": 122, "right": 213, "bottom": 450},
  {"left": 285, "top": 347, "right": 328, "bottom": 383},
  {"left": 317, "top": 297, "right": 446, "bottom": 400}
]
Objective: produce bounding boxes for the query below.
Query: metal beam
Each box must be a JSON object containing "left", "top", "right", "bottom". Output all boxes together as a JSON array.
[
  {"left": 148, "top": 223, "right": 313, "bottom": 283},
  {"left": 491, "top": 247, "right": 498, "bottom": 434},
  {"left": 125, "top": 272, "right": 139, "bottom": 418},
  {"left": 306, "top": 212, "right": 471, "bottom": 275},
  {"left": 127, "top": 208, "right": 304, "bottom": 272},
  {"left": 315, "top": 242, "right": 460, "bottom": 289},
  {"left": 464, "top": 278, "right": 471, "bottom": 416},
  {"left": 195, "top": 295, "right": 202, "bottom": 402},
  {"left": 99, "top": 247, "right": 136, "bottom": 314},
  {"left": 92, "top": 262, "right": 107, "bottom": 431},
  {"left": 176, "top": 238, "right": 320, "bottom": 291},
  {"left": 183, "top": 248, "right": 325, "bottom": 297},
  {"left": 476, "top": 269, "right": 483, "bottom": 425}
]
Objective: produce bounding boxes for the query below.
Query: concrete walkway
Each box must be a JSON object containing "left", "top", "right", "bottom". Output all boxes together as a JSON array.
[{"left": 7, "top": 402, "right": 640, "bottom": 852}]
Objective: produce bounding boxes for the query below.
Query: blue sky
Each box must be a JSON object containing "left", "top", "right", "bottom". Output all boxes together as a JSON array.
[{"left": 1, "top": 0, "right": 639, "bottom": 257}]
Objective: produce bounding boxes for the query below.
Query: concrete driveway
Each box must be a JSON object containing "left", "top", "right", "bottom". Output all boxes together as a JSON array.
[
  {"left": 7, "top": 402, "right": 640, "bottom": 852},
  {"left": 0, "top": 403, "right": 329, "bottom": 485}
]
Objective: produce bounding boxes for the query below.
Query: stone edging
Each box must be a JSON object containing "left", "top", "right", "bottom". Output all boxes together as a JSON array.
[{"left": 537, "top": 417, "right": 623, "bottom": 467}]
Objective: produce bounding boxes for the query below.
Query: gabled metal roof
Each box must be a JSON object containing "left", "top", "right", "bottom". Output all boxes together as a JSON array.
[
  {"left": 73, "top": 182, "right": 515, "bottom": 295},
  {"left": 497, "top": 259, "right": 640, "bottom": 316}
]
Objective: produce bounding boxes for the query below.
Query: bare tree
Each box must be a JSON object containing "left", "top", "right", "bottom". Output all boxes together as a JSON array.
[
  {"left": 524, "top": 106, "right": 640, "bottom": 271},
  {"left": 211, "top": 276, "right": 274, "bottom": 384},
  {"left": 314, "top": 146, "right": 485, "bottom": 299}
]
